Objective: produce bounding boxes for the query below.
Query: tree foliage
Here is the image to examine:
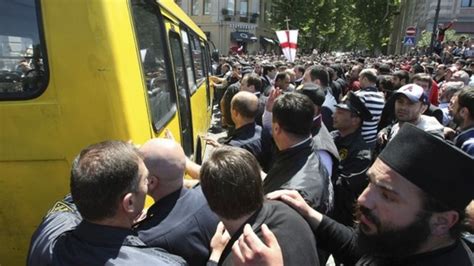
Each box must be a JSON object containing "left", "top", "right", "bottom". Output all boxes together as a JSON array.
[
  {"left": 269, "top": 0, "right": 400, "bottom": 54},
  {"left": 417, "top": 29, "right": 457, "bottom": 48}
]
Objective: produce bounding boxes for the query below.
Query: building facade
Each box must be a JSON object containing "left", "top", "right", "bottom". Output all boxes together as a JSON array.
[
  {"left": 389, "top": 0, "right": 474, "bottom": 54},
  {"left": 176, "top": 0, "right": 278, "bottom": 55}
]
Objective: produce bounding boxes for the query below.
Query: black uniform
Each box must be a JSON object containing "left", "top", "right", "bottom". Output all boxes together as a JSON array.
[
  {"left": 331, "top": 129, "right": 371, "bottom": 226},
  {"left": 135, "top": 187, "right": 219, "bottom": 266},
  {"left": 263, "top": 138, "right": 333, "bottom": 214},
  {"left": 314, "top": 216, "right": 474, "bottom": 266},
  {"left": 218, "top": 200, "right": 320, "bottom": 266},
  {"left": 27, "top": 195, "right": 186, "bottom": 266},
  {"left": 224, "top": 122, "right": 272, "bottom": 171}
]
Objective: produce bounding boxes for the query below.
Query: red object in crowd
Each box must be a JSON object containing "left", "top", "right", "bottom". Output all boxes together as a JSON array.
[
  {"left": 429, "top": 79, "right": 440, "bottom": 106},
  {"left": 400, "top": 65, "right": 411, "bottom": 72}
]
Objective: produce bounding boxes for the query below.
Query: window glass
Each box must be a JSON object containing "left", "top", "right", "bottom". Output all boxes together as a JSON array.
[
  {"left": 240, "top": 0, "right": 248, "bottom": 16},
  {"left": 131, "top": 0, "right": 175, "bottom": 131},
  {"left": 190, "top": 34, "right": 204, "bottom": 84},
  {"left": 191, "top": 0, "right": 200, "bottom": 15},
  {"left": 461, "top": 0, "right": 472, "bottom": 7},
  {"left": 0, "top": 0, "right": 48, "bottom": 100},
  {"left": 169, "top": 32, "right": 193, "bottom": 156},
  {"left": 203, "top": 0, "right": 211, "bottom": 15},
  {"left": 227, "top": 0, "right": 235, "bottom": 14},
  {"left": 181, "top": 30, "right": 196, "bottom": 93}
]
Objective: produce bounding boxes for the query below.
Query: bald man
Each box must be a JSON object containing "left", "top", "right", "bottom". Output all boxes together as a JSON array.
[
  {"left": 135, "top": 138, "right": 219, "bottom": 266},
  {"left": 223, "top": 91, "right": 272, "bottom": 171}
]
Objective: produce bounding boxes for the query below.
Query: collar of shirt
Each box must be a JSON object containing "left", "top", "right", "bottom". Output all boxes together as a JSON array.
[
  {"left": 290, "top": 136, "right": 312, "bottom": 148},
  {"left": 74, "top": 220, "right": 143, "bottom": 247}
]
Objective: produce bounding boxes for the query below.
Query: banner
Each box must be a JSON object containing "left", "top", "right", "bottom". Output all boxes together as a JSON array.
[{"left": 275, "top": 30, "right": 298, "bottom": 62}]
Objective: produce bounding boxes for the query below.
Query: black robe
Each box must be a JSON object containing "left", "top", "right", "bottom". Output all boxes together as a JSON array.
[{"left": 313, "top": 216, "right": 474, "bottom": 266}]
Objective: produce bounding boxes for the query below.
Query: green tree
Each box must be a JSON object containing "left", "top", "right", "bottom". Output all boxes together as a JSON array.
[
  {"left": 270, "top": 0, "right": 400, "bottom": 54},
  {"left": 417, "top": 29, "right": 457, "bottom": 48}
]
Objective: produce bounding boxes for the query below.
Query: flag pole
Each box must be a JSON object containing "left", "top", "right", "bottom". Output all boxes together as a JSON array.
[{"left": 284, "top": 16, "right": 291, "bottom": 62}]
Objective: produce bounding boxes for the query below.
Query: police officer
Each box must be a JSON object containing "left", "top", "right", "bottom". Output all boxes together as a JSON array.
[
  {"left": 331, "top": 91, "right": 373, "bottom": 226},
  {"left": 27, "top": 141, "right": 185, "bottom": 265}
]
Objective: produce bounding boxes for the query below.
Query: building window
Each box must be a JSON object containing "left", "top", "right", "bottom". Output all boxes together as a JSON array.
[
  {"left": 227, "top": 0, "right": 235, "bottom": 15},
  {"left": 203, "top": 0, "right": 211, "bottom": 15},
  {"left": 240, "top": 0, "right": 248, "bottom": 16},
  {"left": 461, "top": 0, "right": 473, "bottom": 7},
  {"left": 191, "top": 0, "right": 201, "bottom": 16}
]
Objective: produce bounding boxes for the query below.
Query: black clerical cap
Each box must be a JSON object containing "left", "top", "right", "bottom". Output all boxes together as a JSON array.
[
  {"left": 379, "top": 124, "right": 474, "bottom": 211},
  {"left": 335, "top": 91, "right": 373, "bottom": 121}
]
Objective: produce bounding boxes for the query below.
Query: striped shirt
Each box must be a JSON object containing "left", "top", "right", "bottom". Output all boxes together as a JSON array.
[{"left": 355, "top": 87, "right": 385, "bottom": 145}]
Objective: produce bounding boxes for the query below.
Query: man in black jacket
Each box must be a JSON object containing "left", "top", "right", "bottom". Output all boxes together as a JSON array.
[
  {"left": 27, "top": 141, "right": 185, "bottom": 265},
  {"left": 201, "top": 146, "right": 319, "bottom": 266},
  {"left": 263, "top": 92, "right": 333, "bottom": 214},
  {"left": 267, "top": 124, "right": 474, "bottom": 265},
  {"left": 136, "top": 138, "right": 219, "bottom": 266}
]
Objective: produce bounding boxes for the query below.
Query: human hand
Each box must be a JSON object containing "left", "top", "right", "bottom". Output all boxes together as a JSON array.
[
  {"left": 232, "top": 224, "right": 283, "bottom": 266},
  {"left": 164, "top": 129, "right": 175, "bottom": 141},
  {"left": 209, "top": 222, "right": 231, "bottom": 262},
  {"left": 377, "top": 132, "right": 388, "bottom": 145},
  {"left": 443, "top": 127, "right": 456, "bottom": 140},
  {"left": 266, "top": 190, "right": 313, "bottom": 218},
  {"left": 204, "top": 136, "right": 222, "bottom": 148},
  {"left": 265, "top": 87, "right": 281, "bottom": 112}
]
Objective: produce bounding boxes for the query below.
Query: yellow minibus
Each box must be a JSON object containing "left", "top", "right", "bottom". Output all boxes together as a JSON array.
[{"left": 0, "top": 0, "right": 213, "bottom": 263}]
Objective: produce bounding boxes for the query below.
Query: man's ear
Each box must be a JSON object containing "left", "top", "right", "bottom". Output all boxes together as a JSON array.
[
  {"left": 272, "top": 121, "right": 281, "bottom": 135},
  {"left": 429, "top": 210, "right": 459, "bottom": 236},
  {"left": 148, "top": 175, "right": 158, "bottom": 192},
  {"left": 460, "top": 107, "right": 469, "bottom": 118},
  {"left": 121, "top": 193, "right": 135, "bottom": 214}
]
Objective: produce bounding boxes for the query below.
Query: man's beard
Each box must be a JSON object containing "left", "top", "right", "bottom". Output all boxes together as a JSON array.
[{"left": 354, "top": 205, "right": 432, "bottom": 259}]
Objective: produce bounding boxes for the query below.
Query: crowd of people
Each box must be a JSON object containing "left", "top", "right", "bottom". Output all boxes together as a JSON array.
[{"left": 26, "top": 49, "right": 474, "bottom": 265}]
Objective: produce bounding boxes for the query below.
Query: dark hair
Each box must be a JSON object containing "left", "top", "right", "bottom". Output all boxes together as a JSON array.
[
  {"left": 231, "top": 93, "right": 258, "bottom": 119},
  {"left": 457, "top": 87, "right": 474, "bottom": 118},
  {"left": 244, "top": 73, "right": 263, "bottom": 93},
  {"left": 421, "top": 191, "right": 468, "bottom": 239},
  {"left": 411, "top": 73, "right": 432, "bottom": 89},
  {"left": 393, "top": 70, "right": 410, "bottom": 84},
  {"left": 272, "top": 92, "right": 314, "bottom": 136},
  {"left": 412, "top": 64, "right": 425, "bottom": 74},
  {"left": 309, "top": 65, "right": 329, "bottom": 87},
  {"left": 425, "top": 65, "right": 434, "bottom": 75},
  {"left": 71, "top": 141, "right": 141, "bottom": 221},
  {"left": 377, "top": 75, "right": 394, "bottom": 92},
  {"left": 379, "top": 64, "right": 391, "bottom": 75},
  {"left": 200, "top": 147, "right": 263, "bottom": 220},
  {"left": 330, "top": 64, "right": 345, "bottom": 79},
  {"left": 275, "top": 72, "right": 289, "bottom": 83},
  {"left": 294, "top": 65, "right": 306, "bottom": 75},
  {"left": 262, "top": 64, "right": 276, "bottom": 76},
  {"left": 221, "top": 84, "right": 240, "bottom": 127},
  {"left": 360, "top": 69, "right": 378, "bottom": 83}
]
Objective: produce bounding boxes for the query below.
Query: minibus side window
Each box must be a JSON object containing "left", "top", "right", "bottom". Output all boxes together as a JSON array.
[
  {"left": 180, "top": 30, "right": 196, "bottom": 94},
  {"left": 0, "top": 0, "right": 48, "bottom": 100},
  {"left": 189, "top": 34, "right": 204, "bottom": 85},
  {"left": 131, "top": 0, "right": 176, "bottom": 131},
  {"left": 201, "top": 43, "right": 211, "bottom": 107}
]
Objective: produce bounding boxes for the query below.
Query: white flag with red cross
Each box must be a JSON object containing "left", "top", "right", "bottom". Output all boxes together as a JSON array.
[{"left": 276, "top": 30, "right": 298, "bottom": 62}]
